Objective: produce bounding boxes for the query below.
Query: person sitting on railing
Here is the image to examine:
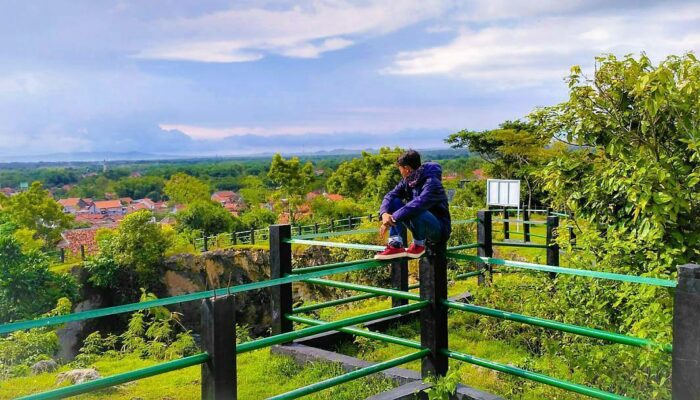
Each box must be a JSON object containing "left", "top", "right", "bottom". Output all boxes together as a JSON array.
[{"left": 375, "top": 149, "right": 451, "bottom": 260}]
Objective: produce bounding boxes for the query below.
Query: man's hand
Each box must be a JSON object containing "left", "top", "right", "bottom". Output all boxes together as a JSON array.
[{"left": 379, "top": 213, "right": 395, "bottom": 238}]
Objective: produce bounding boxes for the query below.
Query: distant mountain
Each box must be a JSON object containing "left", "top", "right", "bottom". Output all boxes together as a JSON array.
[{"left": 0, "top": 151, "right": 182, "bottom": 163}]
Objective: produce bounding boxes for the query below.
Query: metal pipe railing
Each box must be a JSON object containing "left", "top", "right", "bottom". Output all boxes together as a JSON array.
[
  {"left": 268, "top": 349, "right": 430, "bottom": 400},
  {"left": 443, "top": 300, "right": 671, "bottom": 352},
  {"left": 443, "top": 349, "right": 630, "bottom": 400}
]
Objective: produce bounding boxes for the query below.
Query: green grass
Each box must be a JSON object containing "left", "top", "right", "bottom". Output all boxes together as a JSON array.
[{"left": 0, "top": 349, "right": 397, "bottom": 400}]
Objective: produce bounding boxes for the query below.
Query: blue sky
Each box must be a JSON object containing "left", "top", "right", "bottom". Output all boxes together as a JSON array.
[{"left": 1, "top": 0, "right": 699, "bottom": 158}]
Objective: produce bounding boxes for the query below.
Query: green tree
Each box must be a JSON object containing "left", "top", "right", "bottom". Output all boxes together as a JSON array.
[
  {"left": 310, "top": 196, "right": 366, "bottom": 221},
  {"left": 445, "top": 121, "right": 558, "bottom": 208},
  {"left": 267, "top": 154, "right": 315, "bottom": 224},
  {"left": 326, "top": 148, "right": 402, "bottom": 200},
  {"left": 240, "top": 207, "right": 277, "bottom": 230},
  {"left": 0, "top": 236, "right": 77, "bottom": 322},
  {"left": 114, "top": 176, "right": 165, "bottom": 200},
  {"left": 176, "top": 200, "right": 241, "bottom": 236},
  {"left": 164, "top": 173, "right": 210, "bottom": 204},
  {"left": 0, "top": 181, "right": 72, "bottom": 245},
  {"left": 104, "top": 210, "right": 169, "bottom": 288}
]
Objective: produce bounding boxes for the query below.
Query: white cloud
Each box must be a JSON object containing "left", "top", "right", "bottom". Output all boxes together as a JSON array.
[
  {"left": 385, "top": 2, "right": 700, "bottom": 87},
  {"left": 135, "top": 0, "right": 448, "bottom": 62}
]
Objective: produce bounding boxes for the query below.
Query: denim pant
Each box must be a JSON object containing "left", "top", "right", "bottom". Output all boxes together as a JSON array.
[{"left": 384, "top": 198, "right": 442, "bottom": 247}]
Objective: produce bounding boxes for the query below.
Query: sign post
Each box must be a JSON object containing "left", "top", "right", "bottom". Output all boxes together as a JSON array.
[{"left": 487, "top": 179, "right": 521, "bottom": 236}]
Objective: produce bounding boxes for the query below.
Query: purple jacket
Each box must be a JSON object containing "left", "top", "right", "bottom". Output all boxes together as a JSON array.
[{"left": 379, "top": 162, "right": 451, "bottom": 239}]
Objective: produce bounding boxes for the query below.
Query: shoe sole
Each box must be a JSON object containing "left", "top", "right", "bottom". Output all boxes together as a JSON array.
[
  {"left": 374, "top": 252, "right": 407, "bottom": 260},
  {"left": 406, "top": 251, "right": 425, "bottom": 259}
]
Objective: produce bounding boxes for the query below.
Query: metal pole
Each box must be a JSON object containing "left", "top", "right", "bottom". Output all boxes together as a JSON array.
[
  {"left": 250, "top": 229, "right": 255, "bottom": 245},
  {"left": 201, "top": 295, "right": 236, "bottom": 400},
  {"left": 546, "top": 216, "right": 559, "bottom": 279},
  {"left": 203, "top": 236, "right": 209, "bottom": 252},
  {"left": 314, "top": 223, "right": 319, "bottom": 234},
  {"left": 80, "top": 245, "right": 85, "bottom": 260},
  {"left": 60, "top": 248, "right": 65, "bottom": 263},
  {"left": 270, "top": 224, "right": 293, "bottom": 341},
  {"left": 523, "top": 208, "right": 531, "bottom": 242},
  {"left": 391, "top": 224, "right": 409, "bottom": 308},
  {"left": 673, "top": 263, "right": 700, "bottom": 398},
  {"left": 419, "top": 241, "right": 448, "bottom": 378},
  {"left": 503, "top": 208, "right": 510, "bottom": 240},
  {"left": 477, "top": 210, "right": 493, "bottom": 285}
]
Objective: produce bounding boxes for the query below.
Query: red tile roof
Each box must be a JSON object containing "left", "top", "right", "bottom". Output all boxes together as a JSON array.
[
  {"left": 94, "top": 200, "right": 122, "bottom": 209},
  {"left": 59, "top": 229, "right": 99, "bottom": 255},
  {"left": 58, "top": 198, "right": 82, "bottom": 207},
  {"left": 325, "top": 193, "right": 344, "bottom": 201}
]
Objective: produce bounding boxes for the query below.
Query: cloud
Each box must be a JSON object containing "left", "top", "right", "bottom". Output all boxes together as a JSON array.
[
  {"left": 385, "top": 2, "right": 700, "bottom": 87},
  {"left": 135, "top": 0, "right": 448, "bottom": 62}
]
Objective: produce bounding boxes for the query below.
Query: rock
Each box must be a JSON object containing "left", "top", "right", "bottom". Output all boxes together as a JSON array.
[
  {"left": 56, "top": 368, "right": 101, "bottom": 385},
  {"left": 31, "top": 359, "right": 58, "bottom": 374}
]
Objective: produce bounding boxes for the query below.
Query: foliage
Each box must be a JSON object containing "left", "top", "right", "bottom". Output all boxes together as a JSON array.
[
  {"left": 425, "top": 370, "right": 460, "bottom": 400},
  {"left": 113, "top": 175, "right": 165, "bottom": 201},
  {"left": 309, "top": 196, "right": 367, "bottom": 222},
  {"left": 268, "top": 153, "right": 315, "bottom": 224},
  {"left": 446, "top": 121, "right": 562, "bottom": 208},
  {"left": 0, "top": 237, "right": 78, "bottom": 322},
  {"left": 176, "top": 200, "right": 241, "bottom": 236},
  {"left": 326, "top": 147, "right": 402, "bottom": 200},
  {"left": 0, "top": 181, "right": 73, "bottom": 245},
  {"left": 86, "top": 211, "right": 168, "bottom": 291},
  {"left": 12, "top": 227, "right": 44, "bottom": 253},
  {"left": 0, "top": 298, "right": 72, "bottom": 378},
  {"left": 240, "top": 207, "right": 278, "bottom": 229},
  {"left": 164, "top": 173, "right": 210, "bottom": 204}
]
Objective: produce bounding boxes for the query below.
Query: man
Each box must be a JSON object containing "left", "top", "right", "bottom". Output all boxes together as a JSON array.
[{"left": 375, "top": 149, "right": 451, "bottom": 260}]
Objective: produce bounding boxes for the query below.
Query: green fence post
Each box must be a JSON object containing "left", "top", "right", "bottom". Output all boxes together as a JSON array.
[
  {"left": 80, "top": 244, "right": 85, "bottom": 260},
  {"left": 250, "top": 228, "right": 255, "bottom": 245},
  {"left": 420, "top": 241, "right": 449, "bottom": 378},
  {"left": 60, "top": 248, "right": 65, "bottom": 263},
  {"left": 673, "top": 263, "right": 700, "bottom": 398},
  {"left": 391, "top": 224, "right": 409, "bottom": 308},
  {"left": 270, "top": 224, "right": 293, "bottom": 341},
  {"left": 523, "top": 208, "right": 531, "bottom": 242},
  {"left": 546, "top": 216, "right": 559, "bottom": 279},
  {"left": 503, "top": 208, "right": 509, "bottom": 240},
  {"left": 232, "top": 232, "right": 237, "bottom": 245},
  {"left": 477, "top": 210, "right": 493, "bottom": 285},
  {"left": 201, "top": 295, "right": 236, "bottom": 400},
  {"left": 314, "top": 223, "right": 319, "bottom": 234}
]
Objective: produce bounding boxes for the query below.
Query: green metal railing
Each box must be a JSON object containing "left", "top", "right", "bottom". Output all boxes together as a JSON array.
[{"left": 446, "top": 252, "right": 677, "bottom": 288}]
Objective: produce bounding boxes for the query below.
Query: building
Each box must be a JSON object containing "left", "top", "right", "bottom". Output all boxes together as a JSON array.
[
  {"left": 58, "top": 198, "right": 90, "bottom": 214},
  {"left": 211, "top": 191, "right": 243, "bottom": 205},
  {"left": 93, "top": 200, "right": 125, "bottom": 216}
]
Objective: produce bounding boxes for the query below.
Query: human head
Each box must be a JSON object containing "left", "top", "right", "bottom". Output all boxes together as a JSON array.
[{"left": 396, "top": 149, "right": 421, "bottom": 178}]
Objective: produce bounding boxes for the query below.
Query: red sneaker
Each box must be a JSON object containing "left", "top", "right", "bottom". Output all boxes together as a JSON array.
[
  {"left": 374, "top": 245, "right": 407, "bottom": 260},
  {"left": 406, "top": 243, "right": 425, "bottom": 258}
]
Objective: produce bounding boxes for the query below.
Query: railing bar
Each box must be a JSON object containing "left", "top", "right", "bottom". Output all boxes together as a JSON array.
[
  {"left": 443, "top": 300, "right": 671, "bottom": 352},
  {"left": 0, "top": 260, "right": 389, "bottom": 334},
  {"left": 268, "top": 349, "right": 429, "bottom": 400},
  {"left": 443, "top": 349, "right": 629, "bottom": 400},
  {"left": 303, "top": 278, "right": 421, "bottom": 301},
  {"left": 446, "top": 252, "right": 677, "bottom": 287},
  {"left": 17, "top": 353, "right": 210, "bottom": 400}
]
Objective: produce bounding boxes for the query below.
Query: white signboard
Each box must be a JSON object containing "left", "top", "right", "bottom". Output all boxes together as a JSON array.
[{"left": 487, "top": 179, "right": 520, "bottom": 207}]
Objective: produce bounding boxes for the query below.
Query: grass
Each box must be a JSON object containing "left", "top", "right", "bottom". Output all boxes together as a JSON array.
[{"left": 0, "top": 349, "right": 397, "bottom": 400}]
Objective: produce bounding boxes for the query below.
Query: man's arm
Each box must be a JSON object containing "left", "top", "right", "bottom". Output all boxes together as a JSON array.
[
  {"left": 379, "top": 180, "right": 407, "bottom": 218},
  {"left": 392, "top": 177, "right": 444, "bottom": 222}
]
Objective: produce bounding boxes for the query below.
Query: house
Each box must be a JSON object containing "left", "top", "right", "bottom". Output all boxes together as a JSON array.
[
  {"left": 126, "top": 202, "right": 150, "bottom": 214},
  {"left": 120, "top": 197, "right": 133, "bottom": 205},
  {"left": 58, "top": 228, "right": 99, "bottom": 256},
  {"left": 58, "top": 198, "right": 89, "bottom": 214},
  {"left": 134, "top": 198, "right": 156, "bottom": 210},
  {"left": 211, "top": 191, "right": 243, "bottom": 206},
  {"left": 93, "top": 200, "right": 125, "bottom": 216},
  {"left": 1, "top": 187, "right": 15, "bottom": 196}
]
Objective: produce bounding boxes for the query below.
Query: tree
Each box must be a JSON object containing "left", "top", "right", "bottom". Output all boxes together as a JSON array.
[
  {"left": 0, "top": 236, "right": 77, "bottom": 322},
  {"left": 114, "top": 176, "right": 165, "bottom": 200},
  {"left": 445, "top": 121, "right": 558, "bottom": 208},
  {"left": 176, "top": 200, "right": 241, "bottom": 236},
  {"left": 240, "top": 207, "right": 277, "bottom": 230},
  {"left": 326, "top": 148, "right": 402, "bottom": 200},
  {"left": 267, "top": 154, "right": 315, "bottom": 224},
  {"left": 164, "top": 173, "right": 210, "bottom": 204},
  {"left": 310, "top": 196, "right": 366, "bottom": 221},
  {"left": 0, "top": 181, "right": 72, "bottom": 245}
]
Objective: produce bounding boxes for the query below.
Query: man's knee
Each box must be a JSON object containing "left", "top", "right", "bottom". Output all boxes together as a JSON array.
[{"left": 385, "top": 198, "right": 405, "bottom": 214}]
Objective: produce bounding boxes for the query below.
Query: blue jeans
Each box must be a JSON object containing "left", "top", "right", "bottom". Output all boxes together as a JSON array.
[{"left": 384, "top": 198, "right": 442, "bottom": 247}]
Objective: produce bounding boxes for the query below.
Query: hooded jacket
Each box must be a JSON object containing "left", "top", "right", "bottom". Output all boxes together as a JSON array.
[{"left": 379, "top": 162, "right": 451, "bottom": 240}]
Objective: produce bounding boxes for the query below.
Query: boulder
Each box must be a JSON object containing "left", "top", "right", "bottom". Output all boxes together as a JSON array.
[
  {"left": 31, "top": 359, "right": 58, "bottom": 374},
  {"left": 56, "top": 368, "right": 101, "bottom": 384}
]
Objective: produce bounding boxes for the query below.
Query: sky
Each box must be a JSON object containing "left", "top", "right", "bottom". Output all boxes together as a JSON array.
[{"left": 1, "top": 0, "right": 699, "bottom": 159}]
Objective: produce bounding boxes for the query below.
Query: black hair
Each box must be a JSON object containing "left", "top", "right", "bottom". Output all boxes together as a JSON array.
[{"left": 397, "top": 149, "right": 421, "bottom": 170}]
